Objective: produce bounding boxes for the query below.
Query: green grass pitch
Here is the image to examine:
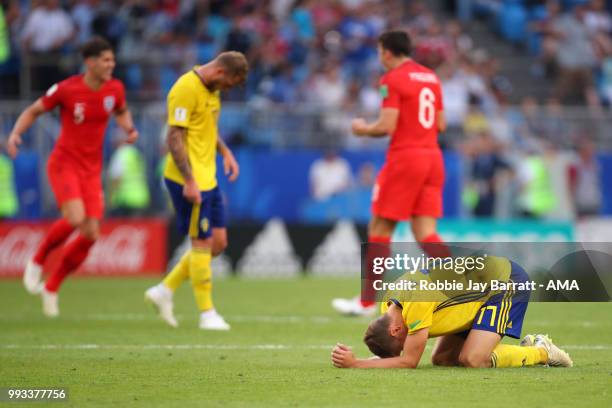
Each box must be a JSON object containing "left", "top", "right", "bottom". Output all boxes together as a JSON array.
[{"left": 1, "top": 277, "right": 611, "bottom": 407}]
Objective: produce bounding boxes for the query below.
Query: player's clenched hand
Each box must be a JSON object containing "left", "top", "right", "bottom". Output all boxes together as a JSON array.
[
  {"left": 125, "top": 128, "right": 139, "bottom": 144},
  {"left": 223, "top": 150, "right": 240, "bottom": 182},
  {"left": 331, "top": 343, "right": 356, "bottom": 368},
  {"left": 351, "top": 118, "right": 369, "bottom": 136},
  {"left": 183, "top": 179, "right": 201, "bottom": 204},
  {"left": 6, "top": 133, "right": 22, "bottom": 159}
]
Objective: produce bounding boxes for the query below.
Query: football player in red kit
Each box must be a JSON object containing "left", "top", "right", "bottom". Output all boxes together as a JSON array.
[
  {"left": 332, "top": 30, "right": 449, "bottom": 316},
  {"left": 7, "top": 37, "right": 138, "bottom": 317}
]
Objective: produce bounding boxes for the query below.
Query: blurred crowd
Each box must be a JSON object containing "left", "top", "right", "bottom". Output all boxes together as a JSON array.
[
  {"left": 1, "top": 1, "right": 610, "bottom": 114},
  {"left": 0, "top": 0, "right": 608, "bottom": 221},
  {"left": 0, "top": 0, "right": 478, "bottom": 102},
  {"left": 527, "top": 0, "right": 612, "bottom": 108}
]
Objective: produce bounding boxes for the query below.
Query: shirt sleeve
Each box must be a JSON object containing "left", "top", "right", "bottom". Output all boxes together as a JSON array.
[
  {"left": 380, "top": 74, "right": 401, "bottom": 109},
  {"left": 403, "top": 302, "right": 436, "bottom": 334},
  {"left": 166, "top": 78, "right": 197, "bottom": 128},
  {"left": 114, "top": 81, "right": 127, "bottom": 112},
  {"left": 40, "top": 82, "right": 65, "bottom": 111}
]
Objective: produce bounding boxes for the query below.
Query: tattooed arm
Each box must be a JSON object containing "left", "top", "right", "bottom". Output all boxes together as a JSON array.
[{"left": 167, "top": 125, "right": 201, "bottom": 204}]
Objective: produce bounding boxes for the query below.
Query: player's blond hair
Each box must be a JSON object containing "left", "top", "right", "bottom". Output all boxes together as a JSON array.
[
  {"left": 363, "top": 314, "right": 403, "bottom": 358},
  {"left": 215, "top": 51, "right": 249, "bottom": 83}
]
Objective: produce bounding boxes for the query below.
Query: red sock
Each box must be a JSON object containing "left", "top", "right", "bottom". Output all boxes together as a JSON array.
[
  {"left": 33, "top": 219, "right": 75, "bottom": 265},
  {"left": 45, "top": 235, "right": 95, "bottom": 293},
  {"left": 419, "top": 233, "right": 452, "bottom": 259},
  {"left": 361, "top": 235, "right": 391, "bottom": 307}
]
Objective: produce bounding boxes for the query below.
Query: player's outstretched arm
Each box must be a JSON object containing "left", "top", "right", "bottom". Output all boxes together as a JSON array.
[
  {"left": 351, "top": 108, "right": 399, "bottom": 138},
  {"left": 217, "top": 137, "right": 239, "bottom": 182},
  {"left": 167, "top": 125, "right": 200, "bottom": 204},
  {"left": 114, "top": 107, "right": 139, "bottom": 144},
  {"left": 6, "top": 99, "right": 46, "bottom": 159},
  {"left": 332, "top": 328, "right": 428, "bottom": 369}
]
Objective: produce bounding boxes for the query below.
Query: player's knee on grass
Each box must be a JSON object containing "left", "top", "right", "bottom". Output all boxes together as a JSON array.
[
  {"left": 431, "top": 351, "right": 459, "bottom": 367},
  {"left": 458, "top": 350, "right": 491, "bottom": 368}
]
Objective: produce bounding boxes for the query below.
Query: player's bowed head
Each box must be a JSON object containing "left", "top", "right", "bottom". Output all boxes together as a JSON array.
[
  {"left": 197, "top": 51, "right": 249, "bottom": 91},
  {"left": 331, "top": 305, "right": 410, "bottom": 368},
  {"left": 363, "top": 312, "right": 407, "bottom": 358}
]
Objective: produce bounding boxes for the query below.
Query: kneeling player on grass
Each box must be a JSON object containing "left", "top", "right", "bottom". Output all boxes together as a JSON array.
[{"left": 331, "top": 257, "right": 573, "bottom": 369}]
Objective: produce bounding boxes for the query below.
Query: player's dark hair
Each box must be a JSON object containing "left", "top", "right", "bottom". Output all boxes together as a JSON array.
[
  {"left": 81, "top": 36, "right": 113, "bottom": 59},
  {"left": 378, "top": 30, "right": 412, "bottom": 57},
  {"left": 216, "top": 51, "right": 249, "bottom": 83},
  {"left": 363, "top": 314, "right": 403, "bottom": 358}
]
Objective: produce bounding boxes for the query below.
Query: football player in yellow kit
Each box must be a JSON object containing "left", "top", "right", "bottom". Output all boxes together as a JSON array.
[
  {"left": 145, "top": 51, "right": 247, "bottom": 330},
  {"left": 331, "top": 256, "right": 573, "bottom": 368}
]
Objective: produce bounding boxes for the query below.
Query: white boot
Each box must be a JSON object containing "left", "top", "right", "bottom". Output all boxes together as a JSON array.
[
  {"left": 331, "top": 296, "right": 376, "bottom": 317},
  {"left": 534, "top": 334, "right": 573, "bottom": 367},
  {"left": 145, "top": 284, "right": 178, "bottom": 328},
  {"left": 199, "top": 309, "right": 230, "bottom": 331},
  {"left": 23, "top": 259, "right": 43, "bottom": 295},
  {"left": 41, "top": 287, "right": 59, "bottom": 318}
]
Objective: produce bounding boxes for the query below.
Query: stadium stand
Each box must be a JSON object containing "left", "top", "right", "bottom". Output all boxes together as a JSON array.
[{"left": 1, "top": 0, "right": 611, "bottom": 223}]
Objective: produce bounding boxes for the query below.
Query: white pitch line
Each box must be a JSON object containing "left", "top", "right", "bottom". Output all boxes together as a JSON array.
[
  {"left": 562, "top": 345, "right": 612, "bottom": 350},
  {"left": 0, "top": 314, "right": 359, "bottom": 324},
  {"left": 529, "top": 321, "right": 611, "bottom": 328},
  {"left": 2, "top": 314, "right": 609, "bottom": 328},
  {"left": 0, "top": 344, "right": 333, "bottom": 351},
  {"left": 227, "top": 315, "right": 336, "bottom": 324}
]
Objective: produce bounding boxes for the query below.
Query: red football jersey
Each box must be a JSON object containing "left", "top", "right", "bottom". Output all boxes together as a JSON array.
[
  {"left": 41, "top": 75, "right": 126, "bottom": 174},
  {"left": 379, "top": 60, "right": 444, "bottom": 152}
]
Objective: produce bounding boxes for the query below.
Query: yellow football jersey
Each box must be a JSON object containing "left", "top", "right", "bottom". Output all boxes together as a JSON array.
[
  {"left": 163, "top": 69, "right": 221, "bottom": 191},
  {"left": 380, "top": 256, "right": 512, "bottom": 338}
]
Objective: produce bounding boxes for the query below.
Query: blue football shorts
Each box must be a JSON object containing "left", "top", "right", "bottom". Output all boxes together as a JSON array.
[
  {"left": 471, "top": 261, "right": 530, "bottom": 339},
  {"left": 164, "top": 178, "right": 226, "bottom": 239}
]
